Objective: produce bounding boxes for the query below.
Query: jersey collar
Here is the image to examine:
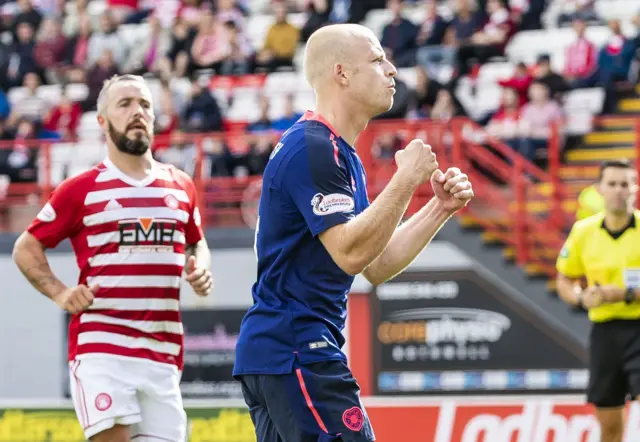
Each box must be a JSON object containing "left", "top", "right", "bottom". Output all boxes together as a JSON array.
[
  {"left": 103, "top": 157, "right": 158, "bottom": 188},
  {"left": 299, "top": 111, "right": 340, "bottom": 138},
  {"left": 600, "top": 212, "right": 636, "bottom": 239}
]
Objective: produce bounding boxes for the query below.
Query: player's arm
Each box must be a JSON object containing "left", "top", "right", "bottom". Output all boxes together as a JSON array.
[
  {"left": 182, "top": 177, "right": 213, "bottom": 297},
  {"left": 185, "top": 238, "right": 212, "bottom": 272},
  {"left": 12, "top": 182, "right": 96, "bottom": 313},
  {"left": 13, "top": 232, "right": 68, "bottom": 299},
  {"left": 555, "top": 225, "right": 587, "bottom": 308},
  {"left": 361, "top": 197, "right": 452, "bottom": 286},
  {"left": 288, "top": 136, "right": 436, "bottom": 276}
]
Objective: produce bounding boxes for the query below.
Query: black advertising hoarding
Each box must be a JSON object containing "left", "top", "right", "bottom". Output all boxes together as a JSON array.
[
  {"left": 180, "top": 309, "right": 246, "bottom": 399},
  {"left": 371, "top": 270, "right": 587, "bottom": 395},
  {"left": 63, "top": 309, "right": 247, "bottom": 399}
]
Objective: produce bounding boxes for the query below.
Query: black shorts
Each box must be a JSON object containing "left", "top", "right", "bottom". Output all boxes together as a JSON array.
[
  {"left": 237, "top": 360, "right": 375, "bottom": 442},
  {"left": 588, "top": 319, "right": 640, "bottom": 408}
]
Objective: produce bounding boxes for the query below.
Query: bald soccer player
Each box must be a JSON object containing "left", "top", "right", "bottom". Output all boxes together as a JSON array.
[{"left": 233, "top": 24, "right": 474, "bottom": 442}]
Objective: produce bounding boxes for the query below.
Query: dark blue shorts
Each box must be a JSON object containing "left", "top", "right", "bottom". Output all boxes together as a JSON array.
[{"left": 237, "top": 360, "right": 375, "bottom": 442}]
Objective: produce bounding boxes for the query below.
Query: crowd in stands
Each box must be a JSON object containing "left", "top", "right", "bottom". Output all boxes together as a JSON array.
[{"left": 0, "top": 0, "right": 638, "bottom": 184}]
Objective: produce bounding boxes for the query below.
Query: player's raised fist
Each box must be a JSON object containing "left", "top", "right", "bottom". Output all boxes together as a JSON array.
[
  {"left": 395, "top": 139, "right": 438, "bottom": 186},
  {"left": 54, "top": 284, "right": 97, "bottom": 314},
  {"left": 185, "top": 256, "right": 213, "bottom": 297},
  {"left": 431, "top": 167, "right": 474, "bottom": 212}
]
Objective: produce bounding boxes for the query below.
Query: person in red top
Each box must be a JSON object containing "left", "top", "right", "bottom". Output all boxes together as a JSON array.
[
  {"left": 43, "top": 90, "right": 82, "bottom": 140},
  {"left": 12, "top": 74, "right": 213, "bottom": 442},
  {"left": 563, "top": 16, "right": 598, "bottom": 89},
  {"left": 497, "top": 62, "right": 533, "bottom": 107}
]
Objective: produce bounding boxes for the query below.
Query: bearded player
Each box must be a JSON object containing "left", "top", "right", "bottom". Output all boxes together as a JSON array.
[
  {"left": 233, "top": 24, "right": 474, "bottom": 442},
  {"left": 12, "top": 74, "right": 213, "bottom": 442}
]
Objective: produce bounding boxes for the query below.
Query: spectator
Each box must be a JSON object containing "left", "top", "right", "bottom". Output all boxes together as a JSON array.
[
  {"left": 106, "top": 0, "right": 140, "bottom": 24},
  {"left": 84, "top": 50, "right": 119, "bottom": 111},
  {"left": 189, "top": 9, "right": 231, "bottom": 75},
  {"left": 6, "top": 72, "right": 52, "bottom": 125},
  {"left": 497, "top": 61, "right": 532, "bottom": 106},
  {"left": 557, "top": 0, "right": 599, "bottom": 28},
  {"left": 455, "top": 0, "right": 515, "bottom": 78},
  {"left": 299, "top": 0, "right": 329, "bottom": 42},
  {"left": 416, "top": 0, "right": 453, "bottom": 80},
  {"left": 63, "top": 13, "right": 92, "bottom": 83},
  {"left": 215, "top": 0, "right": 245, "bottom": 28},
  {"left": 563, "top": 15, "right": 597, "bottom": 89},
  {"left": 255, "top": 0, "right": 299, "bottom": 72},
  {"left": 449, "top": 0, "right": 482, "bottom": 53},
  {"left": 10, "top": 0, "right": 42, "bottom": 40},
  {"left": 486, "top": 87, "right": 521, "bottom": 151},
  {"left": 0, "top": 117, "right": 39, "bottom": 183},
  {"left": 42, "top": 87, "right": 82, "bottom": 140},
  {"left": 157, "top": 130, "right": 198, "bottom": 175},
  {"left": 409, "top": 65, "right": 444, "bottom": 118},
  {"left": 154, "top": 77, "right": 186, "bottom": 141},
  {"left": 122, "top": 16, "right": 170, "bottom": 75},
  {"left": 33, "top": 17, "right": 67, "bottom": 83},
  {"left": 380, "top": 0, "right": 418, "bottom": 68},
  {"left": 1, "top": 22, "right": 38, "bottom": 90},
  {"left": 204, "top": 137, "right": 234, "bottom": 177},
  {"left": 430, "top": 88, "right": 465, "bottom": 122},
  {"left": 220, "top": 19, "right": 254, "bottom": 75},
  {"left": 176, "top": 0, "right": 209, "bottom": 28},
  {"left": 271, "top": 94, "right": 302, "bottom": 131},
  {"left": 516, "top": 81, "right": 564, "bottom": 162},
  {"left": 533, "top": 54, "right": 568, "bottom": 101},
  {"left": 247, "top": 94, "right": 272, "bottom": 132},
  {"left": 158, "top": 17, "right": 195, "bottom": 79},
  {"left": 597, "top": 19, "right": 635, "bottom": 113},
  {"left": 242, "top": 133, "right": 273, "bottom": 175},
  {"left": 87, "top": 11, "right": 128, "bottom": 69},
  {"left": 182, "top": 76, "right": 224, "bottom": 133}
]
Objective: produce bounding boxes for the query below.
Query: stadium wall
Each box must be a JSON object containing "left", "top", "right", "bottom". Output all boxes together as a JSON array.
[{"left": 0, "top": 241, "right": 469, "bottom": 399}]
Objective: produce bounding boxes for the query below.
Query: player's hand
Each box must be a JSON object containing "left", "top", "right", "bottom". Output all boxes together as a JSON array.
[
  {"left": 185, "top": 256, "right": 213, "bottom": 297},
  {"left": 581, "top": 286, "right": 604, "bottom": 309},
  {"left": 431, "top": 167, "right": 474, "bottom": 213},
  {"left": 597, "top": 285, "right": 625, "bottom": 303},
  {"left": 53, "top": 284, "right": 99, "bottom": 314},
  {"left": 395, "top": 139, "right": 438, "bottom": 187}
]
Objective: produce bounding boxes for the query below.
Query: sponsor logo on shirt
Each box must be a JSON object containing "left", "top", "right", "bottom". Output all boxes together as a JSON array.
[
  {"left": 36, "top": 202, "right": 56, "bottom": 222},
  {"left": 311, "top": 193, "right": 354, "bottom": 216}
]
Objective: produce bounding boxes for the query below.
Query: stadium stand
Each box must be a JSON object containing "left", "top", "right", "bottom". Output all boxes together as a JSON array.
[{"left": 0, "top": 0, "right": 639, "bottom": 291}]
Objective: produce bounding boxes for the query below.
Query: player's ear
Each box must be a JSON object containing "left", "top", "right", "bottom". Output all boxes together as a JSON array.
[{"left": 334, "top": 63, "right": 349, "bottom": 87}]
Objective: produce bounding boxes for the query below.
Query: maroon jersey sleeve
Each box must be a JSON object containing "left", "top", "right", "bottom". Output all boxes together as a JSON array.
[
  {"left": 175, "top": 169, "right": 204, "bottom": 245},
  {"left": 27, "top": 174, "right": 87, "bottom": 248}
]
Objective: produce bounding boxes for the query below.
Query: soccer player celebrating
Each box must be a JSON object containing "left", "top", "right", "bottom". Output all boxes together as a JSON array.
[
  {"left": 12, "top": 74, "right": 213, "bottom": 442},
  {"left": 557, "top": 159, "right": 640, "bottom": 442},
  {"left": 233, "top": 24, "right": 474, "bottom": 442}
]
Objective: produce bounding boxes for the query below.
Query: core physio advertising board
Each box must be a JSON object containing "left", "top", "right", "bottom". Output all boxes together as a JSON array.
[
  {"left": 370, "top": 270, "right": 587, "bottom": 395},
  {"left": 1, "top": 397, "right": 639, "bottom": 442}
]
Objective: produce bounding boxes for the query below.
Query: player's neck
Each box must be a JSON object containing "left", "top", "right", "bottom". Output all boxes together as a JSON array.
[
  {"left": 313, "top": 103, "right": 368, "bottom": 146},
  {"left": 107, "top": 149, "right": 155, "bottom": 181},
  {"left": 604, "top": 211, "right": 634, "bottom": 232}
]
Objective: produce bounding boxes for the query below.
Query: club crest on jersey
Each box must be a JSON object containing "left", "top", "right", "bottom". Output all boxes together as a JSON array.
[
  {"left": 36, "top": 202, "right": 56, "bottom": 222},
  {"left": 164, "top": 194, "right": 179, "bottom": 210},
  {"left": 311, "top": 193, "right": 354, "bottom": 216}
]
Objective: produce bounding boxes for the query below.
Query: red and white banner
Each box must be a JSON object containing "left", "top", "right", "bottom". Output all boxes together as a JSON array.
[{"left": 364, "top": 396, "right": 640, "bottom": 442}]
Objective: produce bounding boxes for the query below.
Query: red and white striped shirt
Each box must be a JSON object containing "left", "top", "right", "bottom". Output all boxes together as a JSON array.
[
  {"left": 27, "top": 158, "right": 204, "bottom": 370},
  {"left": 564, "top": 38, "right": 597, "bottom": 79}
]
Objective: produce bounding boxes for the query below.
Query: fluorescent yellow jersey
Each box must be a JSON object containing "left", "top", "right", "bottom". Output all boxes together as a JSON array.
[{"left": 556, "top": 210, "right": 640, "bottom": 322}]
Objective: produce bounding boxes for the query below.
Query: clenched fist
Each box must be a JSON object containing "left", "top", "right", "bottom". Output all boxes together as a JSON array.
[
  {"left": 185, "top": 256, "right": 213, "bottom": 297},
  {"left": 431, "top": 167, "right": 474, "bottom": 212},
  {"left": 54, "top": 284, "right": 99, "bottom": 314},
  {"left": 395, "top": 139, "right": 439, "bottom": 187}
]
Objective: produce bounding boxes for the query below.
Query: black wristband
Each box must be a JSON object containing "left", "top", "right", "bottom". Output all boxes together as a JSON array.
[{"left": 624, "top": 287, "right": 635, "bottom": 304}]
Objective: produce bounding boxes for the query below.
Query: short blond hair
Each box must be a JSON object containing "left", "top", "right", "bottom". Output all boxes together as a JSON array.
[{"left": 96, "top": 74, "right": 147, "bottom": 117}]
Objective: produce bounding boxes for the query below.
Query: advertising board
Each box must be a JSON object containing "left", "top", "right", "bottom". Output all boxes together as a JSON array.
[
  {"left": 371, "top": 271, "right": 587, "bottom": 394},
  {"left": 1, "top": 397, "right": 639, "bottom": 442}
]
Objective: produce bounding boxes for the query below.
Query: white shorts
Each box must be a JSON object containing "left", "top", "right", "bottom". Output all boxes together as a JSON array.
[{"left": 69, "top": 356, "right": 187, "bottom": 441}]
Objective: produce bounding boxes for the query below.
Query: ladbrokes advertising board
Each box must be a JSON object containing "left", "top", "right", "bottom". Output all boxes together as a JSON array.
[
  {"left": 2, "top": 397, "right": 639, "bottom": 442},
  {"left": 372, "top": 270, "right": 587, "bottom": 395}
]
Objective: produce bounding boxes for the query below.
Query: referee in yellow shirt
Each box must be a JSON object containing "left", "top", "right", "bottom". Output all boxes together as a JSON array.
[{"left": 556, "top": 159, "right": 640, "bottom": 442}]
